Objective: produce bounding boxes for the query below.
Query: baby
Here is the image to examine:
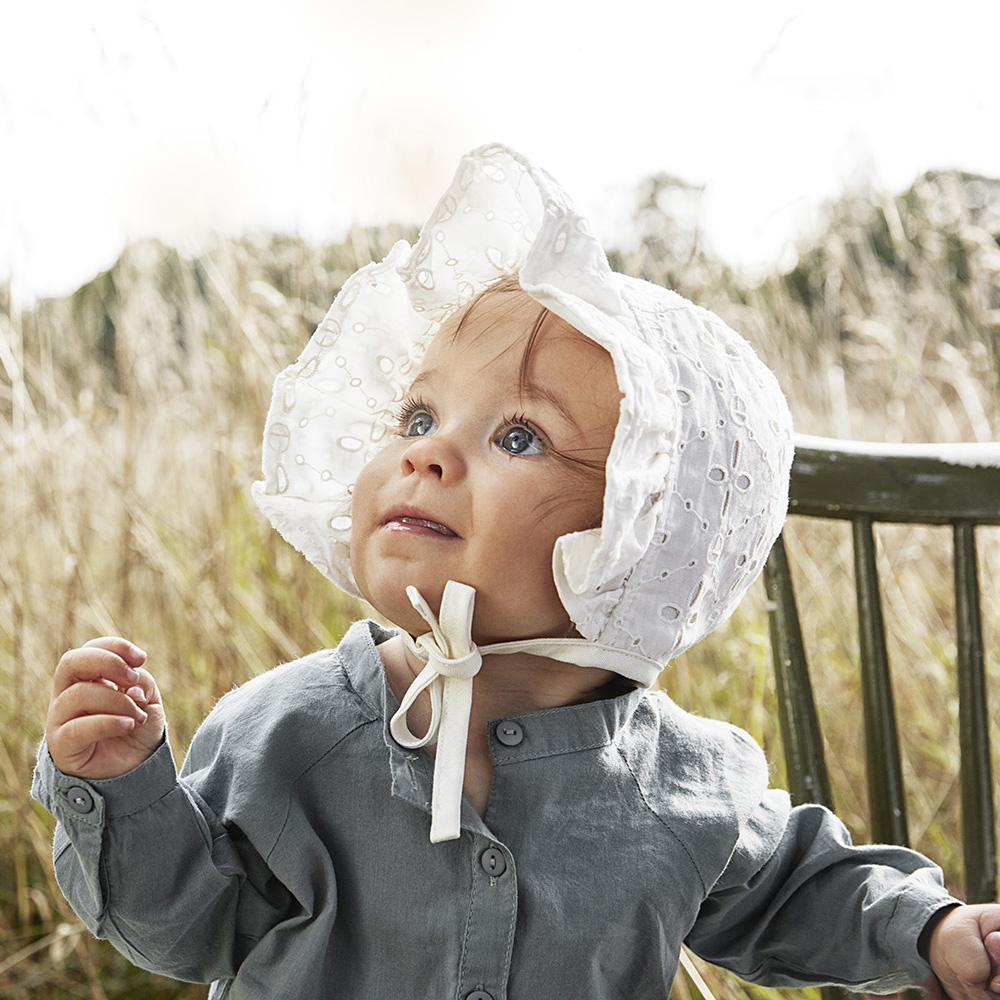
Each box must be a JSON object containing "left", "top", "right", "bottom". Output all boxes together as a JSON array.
[{"left": 34, "top": 145, "right": 1000, "bottom": 998}]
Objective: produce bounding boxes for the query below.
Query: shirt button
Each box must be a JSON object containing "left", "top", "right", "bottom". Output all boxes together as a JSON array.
[
  {"left": 480, "top": 847, "right": 507, "bottom": 878},
  {"left": 495, "top": 720, "right": 523, "bottom": 746},
  {"left": 466, "top": 992, "right": 494, "bottom": 1000},
  {"left": 66, "top": 786, "right": 94, "bottom": 814}
]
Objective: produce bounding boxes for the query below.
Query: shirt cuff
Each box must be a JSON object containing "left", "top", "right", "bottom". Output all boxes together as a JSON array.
[
  {"left": 31, "top": 735, "right": 179, "bottom": 833},
  {"left": 883, "top": 873, "right": 965, "bottom": 987}
]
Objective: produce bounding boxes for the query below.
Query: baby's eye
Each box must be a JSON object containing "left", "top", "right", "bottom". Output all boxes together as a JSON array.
[
  {"left": 498, "top": 424, "right": 545, "bottom": 456},
  {"left": 403, "top": 410, "right": 437, "bottom": 438}
]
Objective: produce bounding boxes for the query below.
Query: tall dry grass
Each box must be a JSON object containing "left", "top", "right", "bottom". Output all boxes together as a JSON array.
[{"left": 1, "top": 172, "right": 998, "bottom": 999}]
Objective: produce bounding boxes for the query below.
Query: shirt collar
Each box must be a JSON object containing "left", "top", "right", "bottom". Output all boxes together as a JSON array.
[
  {"left": 336, "top": 618, "right": 398, "bottom": 718},
  {"left": 486, "top": 683, "right": 645, "bottom": 767},
  {"left": 338, "top": 617, "right": 646, "bottom": 770}
]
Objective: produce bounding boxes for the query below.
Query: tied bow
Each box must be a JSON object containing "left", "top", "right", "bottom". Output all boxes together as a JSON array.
[{"left": 389, "top": 580, "right": 482, "bottom": 843}]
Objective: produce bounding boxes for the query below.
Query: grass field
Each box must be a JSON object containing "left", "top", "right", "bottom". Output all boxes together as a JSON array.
[{"left": 2, "top": 170, "right": 998, "bottom": 998}]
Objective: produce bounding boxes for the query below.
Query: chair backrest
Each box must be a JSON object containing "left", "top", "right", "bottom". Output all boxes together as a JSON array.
[{"left": 765, "top": 434, "right": 1000, "bottom": 904}]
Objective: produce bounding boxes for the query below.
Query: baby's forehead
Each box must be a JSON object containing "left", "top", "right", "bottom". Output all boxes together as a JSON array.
[
  {"left": 412, "top": 318, "right": 530, "bottom": 389},
  {"left": 442, "top": 285, "right": 541, "bottom": 340},
  {"left": 438, "top": 285, "right": 604, "bottom": 357},
  {"left": 419, "top": 298, "right": 607, "bottom": 383},
  {"left": 416, "top": 292, "right": 533, "bottom": 369}
]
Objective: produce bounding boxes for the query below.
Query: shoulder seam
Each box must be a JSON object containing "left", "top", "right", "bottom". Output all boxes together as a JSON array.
[
  {"left": 616, "top": 743, "right": 708, "bottom": 895},
  {"left": 265, "top": 716, "right": 379, "bottom": 862}
]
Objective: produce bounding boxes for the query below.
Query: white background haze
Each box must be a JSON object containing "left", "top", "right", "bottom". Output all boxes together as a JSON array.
[{"left": 2, "top": 0, "right": 998, "bottom": 304}]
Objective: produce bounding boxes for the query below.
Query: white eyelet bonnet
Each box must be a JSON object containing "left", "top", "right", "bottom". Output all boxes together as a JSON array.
[{"left": 252, "top": 143, "right": 793, "bottom": 841}]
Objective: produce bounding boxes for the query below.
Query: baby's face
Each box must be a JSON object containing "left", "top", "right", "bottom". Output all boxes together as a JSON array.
[{"left": 350, "top": 291, "right": 621, "bottom": 643}]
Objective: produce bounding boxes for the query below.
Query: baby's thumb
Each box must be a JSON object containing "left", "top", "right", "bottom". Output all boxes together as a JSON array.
[{"left": 985, "top": 930, "right": 1000, "bottom": 992}]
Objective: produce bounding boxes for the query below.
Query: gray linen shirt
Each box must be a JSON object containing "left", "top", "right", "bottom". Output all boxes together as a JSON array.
[{"left": 32, "top": 620, "right": 957, "bottom": 999}]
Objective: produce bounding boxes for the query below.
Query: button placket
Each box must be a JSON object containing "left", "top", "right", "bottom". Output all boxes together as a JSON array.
[{"left": 457, "top": 836, "right": 516, "bottom": 1000}]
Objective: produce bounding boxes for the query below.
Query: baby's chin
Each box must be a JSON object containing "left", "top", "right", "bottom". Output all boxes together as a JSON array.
[{"left": 364, "top": 593, "right": 581, "bottom": 647}]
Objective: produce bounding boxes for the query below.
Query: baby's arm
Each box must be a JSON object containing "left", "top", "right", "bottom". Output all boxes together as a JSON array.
[
  {"left": 34, "top": 639, "right": 298, "bottom": 984},
  {"left": 687, "top": 797, "right": 963, "bottom": 992},
  {"left": 923, "top": 904, "right": 1000, "bottom": 999},
  {"left": 45, "top": 637, "right": 165, "bottom": 778}
]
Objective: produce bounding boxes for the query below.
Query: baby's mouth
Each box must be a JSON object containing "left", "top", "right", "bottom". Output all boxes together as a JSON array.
[{"left": 384, "top": 513, "right": 459, "bottom": 538}]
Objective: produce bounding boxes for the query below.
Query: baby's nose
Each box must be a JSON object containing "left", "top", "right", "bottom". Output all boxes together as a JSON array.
[{"left": 400, "top": 434, "right": 467, "bottom": 483}]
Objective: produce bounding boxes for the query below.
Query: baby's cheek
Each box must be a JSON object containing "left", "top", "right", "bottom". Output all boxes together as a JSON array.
[
  {"left": 351, "top": 451, "right": 387, "bottom": 517},
  {"left": 347, "top": 464, "right": 378, "bottom": 565},
  {"left": 563, "top": 473, "right": 607, "bottom": 533}
]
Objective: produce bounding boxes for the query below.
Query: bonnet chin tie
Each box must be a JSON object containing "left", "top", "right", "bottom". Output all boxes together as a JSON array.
[
  {"left": 389, "top": 580, "right": 663, "bottom": 844},
  {"left": 389, "top": 581, "right": 482, "bottom": 844}
]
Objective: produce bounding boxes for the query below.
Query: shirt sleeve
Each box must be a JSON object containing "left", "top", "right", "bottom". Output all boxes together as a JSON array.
[
  {"left": 685, "top": 791, "right": 961, "bottom": 992},
  {"left": 30, "top": 733, "right": 300, "bottom": 984}
]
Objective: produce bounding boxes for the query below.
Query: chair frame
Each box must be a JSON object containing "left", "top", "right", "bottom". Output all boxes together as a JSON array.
[{"left": 764, "top": 434, "right": 1000, "bottom": 905}]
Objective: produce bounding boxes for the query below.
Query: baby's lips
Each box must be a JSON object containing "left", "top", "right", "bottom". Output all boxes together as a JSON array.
[{"left": 383, "top": 504, "right": 461, "bottom": 538}]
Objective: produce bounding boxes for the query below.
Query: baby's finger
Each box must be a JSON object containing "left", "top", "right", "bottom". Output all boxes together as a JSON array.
[
  {"left": 82, "top": 636, "right": 147, "bottom": 666},
  {"left": 985, "top": 931, "right": 1000, "bottom": 992},
  {"left": 984, "top": 929, "right": 1000, "bottom": 957},
  {"left": 125, "top": 666, "right": 161, "bottom": 708},
  {"left": 49, "top": 679, "right": 149, "bottom": 729},
  {"left": 53, "top": 643, "right": 145, "bottom": 697},
  {"left": 55, "top": 713, "right": 139, "bottom": 756}
]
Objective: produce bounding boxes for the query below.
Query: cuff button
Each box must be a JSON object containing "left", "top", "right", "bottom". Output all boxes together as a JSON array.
[{"left": 66, "top": 786, "right": 95, "bottom": 814}]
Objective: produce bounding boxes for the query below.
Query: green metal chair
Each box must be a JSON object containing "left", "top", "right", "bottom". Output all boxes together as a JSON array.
[{"left": 763, "top": 434, "right": 1000, "bottom": 997}]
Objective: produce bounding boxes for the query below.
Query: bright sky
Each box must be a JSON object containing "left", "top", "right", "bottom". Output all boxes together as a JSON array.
[{"left": 3, "top": 0, "right": 998, "bottom": 304}]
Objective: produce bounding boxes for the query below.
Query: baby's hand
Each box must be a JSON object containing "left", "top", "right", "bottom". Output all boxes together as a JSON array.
[
  {"left": 45, "top": 637, "right": 166, "bottom": 779},
  {"left": 925, "top": 903, "right": 1000, "bottom": 999}
]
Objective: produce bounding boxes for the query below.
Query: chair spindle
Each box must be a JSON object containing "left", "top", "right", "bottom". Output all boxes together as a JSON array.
[
  {"left": 851, "top": 515, "right": 909, "bottom": 847},
  {"left": 954, "top": 520, "right": 997, "bottom": 903}
]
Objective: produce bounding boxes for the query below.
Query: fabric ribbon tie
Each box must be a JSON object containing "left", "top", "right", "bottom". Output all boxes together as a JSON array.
[
  {"left": 389, "top": 581, "right": 482, "bottom": 843},
  {"left": 389, "top": 579, "right": 662, "bottom": 843}
]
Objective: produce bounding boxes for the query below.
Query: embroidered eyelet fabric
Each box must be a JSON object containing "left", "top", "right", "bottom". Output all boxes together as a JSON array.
[{"left": 252, "top": 143, "right": 794, "bottom": 667}]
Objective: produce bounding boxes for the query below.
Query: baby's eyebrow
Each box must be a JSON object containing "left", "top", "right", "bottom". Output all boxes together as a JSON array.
[
  {"left": 518, "top": 381, "right": 579, "bottom": 428},
  {"left": 406, "top": 370, "right": 434, "bottom": 394}
]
